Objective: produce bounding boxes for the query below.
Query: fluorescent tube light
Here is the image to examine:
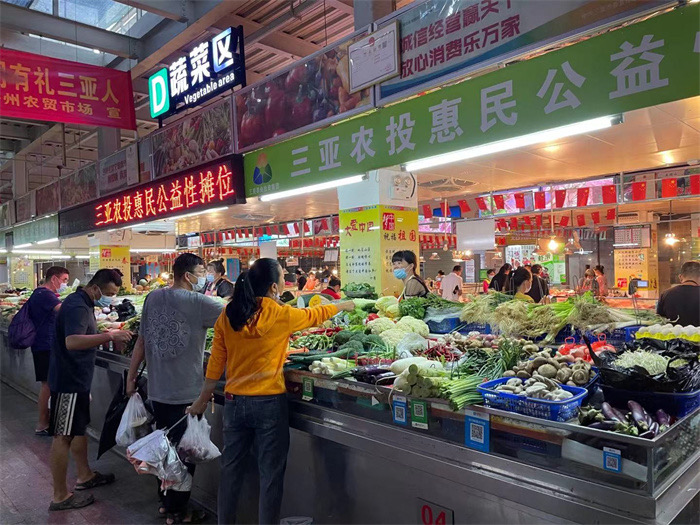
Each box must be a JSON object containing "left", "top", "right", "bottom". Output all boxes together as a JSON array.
[
  {"left": 404, "top": 115, "right": 621, "bottom": 171},
  {"left": 12, "top": 249, "right": 64, "bottom": 255},
  {"left": 14, "top": 243, "right": 32, "bottom": 249},
  {"left": 260, "top": 175, "right": 365, "bottom": 202},
  {"left": 130, "top": 248, "right": 177, "bottom": 253},
  {"left": 74, "top": 255, "right": 91, "bottom": 259},
  {"left": 36, "top": 237, "right": 59, "bottom": 244},
  {"left": 0, "top": 249, "right": 6, "bottom": 253}
]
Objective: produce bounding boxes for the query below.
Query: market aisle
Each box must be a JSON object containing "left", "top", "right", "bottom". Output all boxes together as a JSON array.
[{"left": 0, "top": 382, "right": 215, "bottom": 525}]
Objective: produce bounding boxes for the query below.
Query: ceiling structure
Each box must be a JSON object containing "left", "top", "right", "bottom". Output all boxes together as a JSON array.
[{"left": 0, "top": 0, "right": 360, "bottom": 201}]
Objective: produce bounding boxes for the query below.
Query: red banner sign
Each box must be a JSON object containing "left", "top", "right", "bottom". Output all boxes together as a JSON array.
[{"left": 0, "top": 48, "right": 136, "bottom": 130}]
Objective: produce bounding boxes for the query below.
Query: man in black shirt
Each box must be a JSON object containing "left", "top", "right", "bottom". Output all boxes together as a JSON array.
[
  {"left": 48, "top": 269, "right": 133, "bottom": 511},
  {"left": 657, "top": 261, "right": 700, "bottom": 326},
  {"left": 527, "top": 264, "right": 550, "bottom": 304}
]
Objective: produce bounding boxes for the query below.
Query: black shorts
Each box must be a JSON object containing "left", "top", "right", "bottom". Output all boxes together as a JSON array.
[
  {"left": 49, "top": 392, "right": 91, "bottom": 437},
  {"left": 32, "top": 351, "right": 50, "bottom": 382}
]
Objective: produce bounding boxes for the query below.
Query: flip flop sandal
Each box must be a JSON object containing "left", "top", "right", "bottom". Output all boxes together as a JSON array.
[
  {"left": 48, "top": 493, "right": 95, "bottom": 511},
  {"left": 183, "top": 510, "right": 208, "bottom": 524},
  {"left": 75, "top": 471, "right": 115, "bottom": 491}
]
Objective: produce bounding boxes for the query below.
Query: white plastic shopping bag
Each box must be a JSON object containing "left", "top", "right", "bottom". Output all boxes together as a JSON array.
[
  {"left": 177, "top": 414, "right": 221, "bottom": 464},
  {"left": 116, "top": 392, "right": 152, "bottom": 447},
  {"left": 126, "top": 429, "right": 190, "bottom": 488}
]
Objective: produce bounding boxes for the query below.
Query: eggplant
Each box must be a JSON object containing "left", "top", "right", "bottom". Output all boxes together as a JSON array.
[
  {"left": 588, "top": 420, "right": 618, "bottom": 431},
  {"left": 639, "top": 430, "right": 655, "bottom": 439},
  {"left": 655, "top": 409, "right": 671, "bottom": 427},
  {"left": 627, "top": 400, "right": 649, "bottom": 431},
  {"left": 649, "top": 421, "right": 659, "bottom": 437},
  {"left": 601, "top": 402, "right": 626, "bottom": 423}
]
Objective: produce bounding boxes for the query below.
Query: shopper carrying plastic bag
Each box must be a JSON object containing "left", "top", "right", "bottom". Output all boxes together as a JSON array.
[
  {"left": 126, "top": 427, "right": 190, "bottom": 490},
  {"left": 177, "top": 415, "right": 221, "bottom": 464},
  {"left": 116, "top": 392, "right": 152, "bottom": 447}
]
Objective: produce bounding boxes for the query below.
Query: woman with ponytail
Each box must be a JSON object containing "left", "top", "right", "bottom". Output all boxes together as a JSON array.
[{"left": 188, "top": 258, "right": 355, "bottom": 524}]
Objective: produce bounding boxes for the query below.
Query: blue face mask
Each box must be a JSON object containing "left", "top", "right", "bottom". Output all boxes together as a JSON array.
[
  {"left": 393, "top": 268, "right": 407, "bottom": 280},
  {"left": 206, "top": 273, "right": 215, "bottom": 283},
  {"left": 96, "top": 293, "right": 113, "bottom": 308}
]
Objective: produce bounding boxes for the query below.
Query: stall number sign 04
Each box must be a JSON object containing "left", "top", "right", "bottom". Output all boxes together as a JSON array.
[
  {"left": 417, "top": 499, "right": 454, "bottom": 525},
  {"left": 149, "top": 26, "right": 245, "bottom": 119}
]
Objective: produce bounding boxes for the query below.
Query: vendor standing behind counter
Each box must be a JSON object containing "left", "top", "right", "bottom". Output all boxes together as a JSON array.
[
  {"left": 392, "top": 250, "right": 429, "bottom": 299},
  {"left": 188, "top": 259, "right": 356, "bottom": 524},
  {"left": 657, "top": 260, "right": 700, "bottom": 326}
]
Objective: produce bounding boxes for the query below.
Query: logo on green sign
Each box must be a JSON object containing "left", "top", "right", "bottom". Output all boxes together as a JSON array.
[
  {"left": 253, "top": 153, "right": 273, "bottom": 185},
  {"left": 149, "top": 68, "right": 170, "bottom": 118}
]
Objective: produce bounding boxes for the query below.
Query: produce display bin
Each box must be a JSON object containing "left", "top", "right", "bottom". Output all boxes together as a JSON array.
[
  {"left": 601, "top": 384, "right": 700, "bottom": 418},
  {"left": 477, "top": 377, "right": 587, "bottom": 422},
  {"left": 426, "top": 316, "right": 461, "bottom": 334},
  {"left": 457, "top": 322, "right": 492, "bottom": 335},
  {"left": 587, "top": 326, "right": 642, "bottom": 346}
]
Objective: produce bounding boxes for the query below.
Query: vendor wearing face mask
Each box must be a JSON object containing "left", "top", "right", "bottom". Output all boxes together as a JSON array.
[
  {"left": 204, "top": 259, "right": 234, "bottom": 299},
  {"left": 392, "top": 250, "right": 429, "bottom": 299},
  {"left": 511, "top": 267, "right": 535, "bottom": 303},
  {"left": 126, "top": 253, "right": 224, "bottom": 522}
]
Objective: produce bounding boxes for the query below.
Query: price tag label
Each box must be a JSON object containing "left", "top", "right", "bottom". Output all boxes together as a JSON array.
[
  {"left": 417, "top": 498, "right": 454, "bottom": 525},
  {"left": 464, "top": 409, "right": 490, "bottom": 453},
  {"left": 302, "top": 377, "right": 314, "bottom": 401},
  {"left": 603, "top": 446, "right": 622, "bottom": 473},
  {"left": 392, "top": 395, "right": 407, "bottom": 426},
  {"left": 411, "top": 400, "right": 428, "bottom": 429}
]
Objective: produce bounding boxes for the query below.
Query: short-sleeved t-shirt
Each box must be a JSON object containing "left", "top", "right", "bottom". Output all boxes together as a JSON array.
[
  {"left": 27, "top": 287, "right": 60, "bottom": 353},
  {"left": 657, "top": 284, "right": 700, "bottom": 326},
  {"left": 49, "top": 290, "right": 98, "bottom": 393},
  {"left": 140, "top": 288, "right": 224, "bottom": 404}
]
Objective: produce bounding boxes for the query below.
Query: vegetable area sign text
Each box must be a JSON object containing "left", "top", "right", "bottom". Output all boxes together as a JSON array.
[{"left": 245, "top": 4, "right": 699, "bottom": 198}]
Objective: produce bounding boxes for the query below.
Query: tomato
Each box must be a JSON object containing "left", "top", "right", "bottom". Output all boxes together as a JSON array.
[
  {"left": 239, "top": 108, "right": 265, "bottom": 147},
  {"left": 285, "top": 64, "right": 308, "bottom": 92},
  {"left": 264, "top": 85, "right": 287, "bottom": 131}
]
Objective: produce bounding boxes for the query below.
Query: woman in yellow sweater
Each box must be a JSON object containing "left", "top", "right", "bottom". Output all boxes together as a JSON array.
[
  {"left": 188, "top": 258, "right": 354, "bottom": 524},
  {"left": 511, "top": 267, "right": 535, "bottom": 303}
]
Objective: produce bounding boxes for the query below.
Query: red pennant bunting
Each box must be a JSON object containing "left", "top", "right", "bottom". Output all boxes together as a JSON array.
[
  {"left": 303, "top": 222, "right": 311, "bottom": 233},
  {"left": 534, "top": 191, "right": 546, "bottom": 210},
  {"left": 514, "top": 192, "right": 525, "bottom": 209},
  {"left": 689, "top": 174, "right": 700, "bottom": 195},
  {"left": 535, "top": 215, "right": 542, "bottom": 229},
  {"left": 554, "top": 189, "right": 567, "bottom": 209},
  {"left": 265, "top": 226, "right": 272, "bottom": 236},
  {"left": 631, "top": 181, "right": 647, "bottom": 201},
  {"left": 440, "top": 201, "right": 451, "bottom": 216},
  {"left": 493, "top": 194, "right": 505, "bottom": 210},
  {"left": 422, "top": 205, "right": 433, "bottom": 219},
  {"left": 591, "top": 211, "right": 600, "bottom": 224},
  {"left": 496, "top": 219, "right": 506, "bottom": 230},
  {"left": 509, "top": 217, "right": 518, "bottom": 230},
  {"left": 606, "top": 208, "right": 616, "bottom": 220},
  {"left": 475, "top": 197, "right": 488, "bottom": 211},
  {"left": 272, "top": 225, "right": 279, "bottom": 235},
  {"left": 602, "top": 184, "right": 617, "bottom": 204},
  {"left": 321, "top": 218, "right": 329, "bottom": 231},
  {"left": 559, "top": 215, "right": 570, "bottom": 227},
  {"left": 457, "top": 200, "right": 470, "bottom": 213},
  {"left": 661, "top": 178, "right": 677, "bottom": 198},
  {"left": 286, "top": 224, "right": 295, "bottom": 236},
  {"left": 577, "top": 187, "right": 590, "bottom": 207}
]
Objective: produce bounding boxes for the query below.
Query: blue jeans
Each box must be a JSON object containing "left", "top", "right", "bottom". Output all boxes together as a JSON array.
[{"left": 218, "top": 394, "right": 289, "bottom": 525}]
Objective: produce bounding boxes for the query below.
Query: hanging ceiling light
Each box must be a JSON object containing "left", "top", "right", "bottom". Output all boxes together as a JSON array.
[{"left": 664, "top": 233, "right": 679, "bottom": 246}]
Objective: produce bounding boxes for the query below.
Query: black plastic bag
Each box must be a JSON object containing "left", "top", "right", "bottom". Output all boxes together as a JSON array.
[
  {"left": 115, "top": 299, "right": 137, "bottom": 322},
  {"left": 97, "top": 365, "right": 147, "bottom": 459}
]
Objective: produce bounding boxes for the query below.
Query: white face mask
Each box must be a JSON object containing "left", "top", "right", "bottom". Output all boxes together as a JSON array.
[
  {"left": 58, "top": 282, "right": 68, "bottom": 293},
  {"left": 188, "top": 273, "right": 206, "bottom": 292}
]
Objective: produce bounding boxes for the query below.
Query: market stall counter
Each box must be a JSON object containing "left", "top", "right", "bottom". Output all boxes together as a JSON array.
[{"left": 1, "top": 330, "right": 697, "bottom": 524}]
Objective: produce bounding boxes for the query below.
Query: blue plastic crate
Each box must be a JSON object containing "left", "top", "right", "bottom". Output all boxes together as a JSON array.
[
  {"left": 601, "top": 385, "right": 700, "bottom": 418},
  {"left": 586, "top": 326, "right": 642, "bottom": 347},
  {"left": 477, "top": 377, "right": 587, "bottom": 422},
  {"left": 458, "top": 322, "right": 491, "bottom": 335},
  {"left": 426, "top": 316, "right": 461, "bottom": 334},
  {"left": 534, "top": 326, "right": 581, "bottom": 345}
]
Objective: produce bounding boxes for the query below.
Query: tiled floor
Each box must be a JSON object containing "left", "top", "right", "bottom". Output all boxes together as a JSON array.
[{"left": 0, "top": 382, "right": 215, "bottom": 525}]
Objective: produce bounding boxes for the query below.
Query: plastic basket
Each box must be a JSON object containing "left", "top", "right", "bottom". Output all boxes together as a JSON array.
[
  {"left": 477, "top": 378, "right": 587, "bottom": 422},
  {"left": 458, "top": 323, "right": 492, "bottom": 335},
  {"left": 600, "top": 385, "right": 700, "bottom": 418},
  {"left": 534, "top": 326, "right": 581, "bottom": 345}
]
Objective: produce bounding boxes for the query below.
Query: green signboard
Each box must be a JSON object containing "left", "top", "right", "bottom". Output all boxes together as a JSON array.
[
  {"left": 244, "top": 4, "right": 699, "bottom": 198},
  {"left": 12, "top": 215, "right": 59, "bottom": 246}
]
